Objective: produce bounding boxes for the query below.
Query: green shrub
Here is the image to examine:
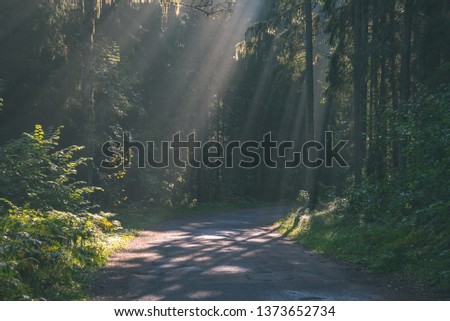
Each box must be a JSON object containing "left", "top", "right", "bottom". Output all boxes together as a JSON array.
[
  {"left": 0, "top": 201, "right": 120, "bottom": 300},
  {"left": 0, "top": 125, "right": 101, "bottom": 213},
  {"left": 280, "top": 86, "right": 450, "bottom": 292},
  {"left": 0, "top": 125, "right": 122, "bottom": 300},
  {"left": 343, "top": 85, "right": 450, "bottom": 289}
]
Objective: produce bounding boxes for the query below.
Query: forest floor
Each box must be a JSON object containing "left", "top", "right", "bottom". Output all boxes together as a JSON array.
[{"left": 91, "top": 206, "right": 427, "bottom": 300}]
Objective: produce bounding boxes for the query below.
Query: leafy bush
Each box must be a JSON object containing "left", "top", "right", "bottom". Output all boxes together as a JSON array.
[
  {"left": 297, "top": 190, "right": 310, "bottom": 207},
  {"left": 280, "top": 86, "right": 450, "bottom": 293},
  {"left": 0, "top": 125, "right": 101, "bottom": 213},
  {"left": 0, "top": 125, "right": 121, "bottom": 300},
  {"left": 343, "top": 85, "right": 450, "bottom": 289},
  {"left": 0, "top": 201, "right": 119, "bottom": 300}
]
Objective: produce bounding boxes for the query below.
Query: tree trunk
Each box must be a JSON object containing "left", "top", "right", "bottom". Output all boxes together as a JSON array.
[
  {"left": 377, "top": 40, "right": 387, "bottom": 179},
  {"left": 352, "top": 0, "right": 369, "bottom": 184},
  {"left": 80, "top": 0, "right": 97, "bottom": 185},
  {"left": 304, "top": 0, "right": 317, "bottom": 209},
  {"left": 388, "top": 1, "right": 400, "bottom": 169},
  {"left": 396, "top": 0, "right": 414, "bottom": 168},
  {"left": 367, "top": 0, "right": 379, "bottom": 177}
]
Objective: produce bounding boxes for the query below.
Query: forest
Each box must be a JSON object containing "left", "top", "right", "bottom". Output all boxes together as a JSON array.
[{"left": 0, "top": 0, "right": 449, "bottom": 300}]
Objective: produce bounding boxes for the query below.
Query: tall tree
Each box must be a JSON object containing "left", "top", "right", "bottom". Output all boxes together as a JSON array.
[
  {"left": 400, "top": 0, "right": 413, "bottom": 103},
  {"left": 352, "top": 0, "right": 369, "bottom": 184},
  {"left": 304, "top": 0, "right": 318, "bottom": 208},
  {"left": 80, "top": 0, "right": 99, "bottom": 185}
]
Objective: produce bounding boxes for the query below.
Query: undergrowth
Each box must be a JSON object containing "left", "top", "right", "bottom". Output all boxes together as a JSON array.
[{"left": 277, "top": 199, "right": 450, "bottom": 296}]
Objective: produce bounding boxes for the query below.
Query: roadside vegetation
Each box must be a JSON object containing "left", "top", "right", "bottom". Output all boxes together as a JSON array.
[
  {"left": 277, "top": 86, "right": 450, "bottom": 296},
  {"left": 0, "top": 125, "right": 272, "bottom": 300},
  {"left": 0, "top": 126, "right": 134, "bottom": 300},
  {"left": 1, "top": 0, "right": 449, "bottom": 301}
]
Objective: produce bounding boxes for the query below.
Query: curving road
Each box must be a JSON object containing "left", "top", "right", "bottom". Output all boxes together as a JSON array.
[{"left": 92, "top": 206, "right": 420, "bottom": 300}]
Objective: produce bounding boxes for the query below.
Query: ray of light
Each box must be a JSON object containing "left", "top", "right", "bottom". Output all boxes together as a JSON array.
[{"left": 165, "top": 0, "right": 265, "bottom": 134}]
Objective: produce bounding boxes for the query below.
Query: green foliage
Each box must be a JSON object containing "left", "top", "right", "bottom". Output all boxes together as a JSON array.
[
  {"left": 296, "top": 190, "right": 310, "bottom": 207},
  {"left": 0, "top": 126, "right": 123, "bottom": 300},
  {"left": 344, "top": 86, "right": 450, "bottom": 289},
  {"left": 347, "top": 85, "right": 450, "bottom": 230},
  {"left": 0, "top": 125, "right": 101, "bottom": 213},
  {"left": 280, "top": 86, "right": 450, "bottom": 292},
  {"left": 396, "top": 85, "right": 450, "bottom": 217},
  {"left": 0, "top": 201, "right": 120, "bottom": 300},
  {"left": 279, "top": 199, "right": 449, "bottom": 294}
]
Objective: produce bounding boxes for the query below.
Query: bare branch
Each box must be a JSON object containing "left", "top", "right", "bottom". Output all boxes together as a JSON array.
[{"left": 166, "top": 0, "right": 236, "bottom": 16}]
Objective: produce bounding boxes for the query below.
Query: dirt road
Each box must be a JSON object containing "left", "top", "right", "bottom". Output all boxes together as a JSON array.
[{"left": 92, "top": 206, "right": 419, "bottom": 300}]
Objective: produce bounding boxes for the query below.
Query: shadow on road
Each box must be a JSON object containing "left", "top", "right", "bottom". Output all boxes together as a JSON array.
[{"left": 91, "top": 206, "right": 417, "bottom": 301}]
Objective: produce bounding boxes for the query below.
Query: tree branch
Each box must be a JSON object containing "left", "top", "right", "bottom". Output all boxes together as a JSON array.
[{"left": 166, "top": 0, "right": 235, "bottom": 16}]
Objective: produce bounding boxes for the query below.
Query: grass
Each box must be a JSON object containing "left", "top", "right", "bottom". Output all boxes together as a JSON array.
[
  {"left": 275, "top": 200, "right": 450, "bottom": 298},
  {"left": 56, "top": 229, "right": 135, "bottom": 300}
]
